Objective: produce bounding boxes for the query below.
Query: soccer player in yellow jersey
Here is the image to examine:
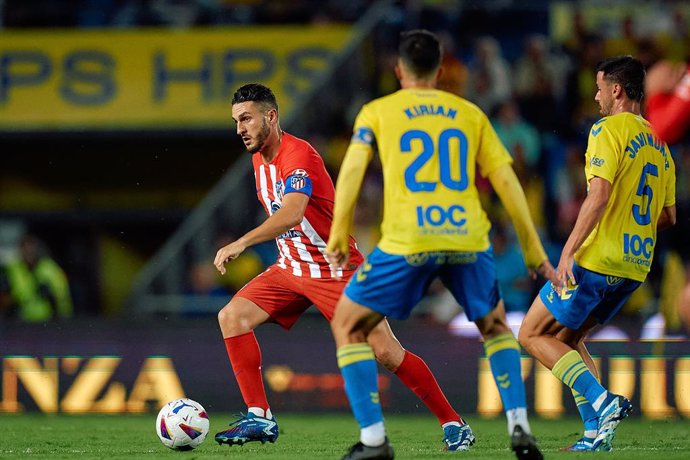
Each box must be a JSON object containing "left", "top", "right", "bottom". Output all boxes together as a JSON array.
[
  {"left": 519, "top": 56, "right": 676, "bottom": 452},
  {"left": 326, "top": 30, "right": 556, "bottom": 460}
]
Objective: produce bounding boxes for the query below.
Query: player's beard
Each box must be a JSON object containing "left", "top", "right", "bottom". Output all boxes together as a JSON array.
[
  {"left": 247, "top": 119, "right": 270, "bottom": 154},
  {"left": 599, "top": 98, "right": 613, "bottom": 117}
]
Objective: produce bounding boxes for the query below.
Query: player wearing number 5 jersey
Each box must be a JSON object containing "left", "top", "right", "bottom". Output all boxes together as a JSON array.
[
  {"left": 327, "top": 30, "right": 556, "bottom": 460},
  {"left": 519, "top": 56, "right": 676, "bottom": 453}
]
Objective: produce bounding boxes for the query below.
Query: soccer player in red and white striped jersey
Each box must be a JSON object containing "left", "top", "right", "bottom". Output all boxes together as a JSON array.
[
  {"left": 213, "top": 83, "right": 466, "bottom": 449},
  {"left": 250, "top": 131, "right": 360, "bottom": 279}
]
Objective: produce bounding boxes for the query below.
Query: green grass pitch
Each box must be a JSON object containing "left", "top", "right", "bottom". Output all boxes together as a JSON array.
[{"left": 2, "top": 413, "right": 689, "bottom": 459}]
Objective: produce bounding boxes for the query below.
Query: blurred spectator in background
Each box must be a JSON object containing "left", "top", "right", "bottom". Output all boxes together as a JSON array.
[
  {"left": 0, "top": 266, "right": 13, "bottom": 318},
  {"left": 513, "top": 34, "right": 565, "bottom": 133},
  {"left": 436, "top": 31, "right": 469, "bottom": 97},
  {"left": 491, "top": 99, "right": 545, "bottom": 231},
  {"left": 465, "top": 36, "right": 511, "bottom": 115},
  {"left": 212, "top": 234, "right": 265, "bottom": 293},
  {"left": 3, "top": 234, "right": 73, "bottom": 322},
  {"left": 568, "top": 33, "right": 607, "bottom": 131},
  {"left": 605, "top": 15, "right": 641, "bottom": 58},
  {"left": 492, "top": 221, "right": 533, "bottom": 314},
  {"left": 551, "top": 143, "right": 587, "bottom": 243},
  {"left": 182, "top": 260, "right": 232, "bottom": 316},
  {"left": 492, "top": 99, "right": 541, "bottom": 172},
  {"left": 658, "top": 7, "right": 690, "bottom": 62}
]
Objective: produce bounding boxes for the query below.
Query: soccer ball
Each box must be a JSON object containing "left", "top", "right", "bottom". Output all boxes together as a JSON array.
[{"left": 155, "top": 398, "right": 210, "bottom": 450}]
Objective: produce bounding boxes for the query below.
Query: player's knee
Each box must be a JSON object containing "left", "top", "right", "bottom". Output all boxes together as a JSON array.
[
  {"left": 476, "top": 310, "right": 509, "bottom": 338},
  {"left": 217, "top": 302, "right": 231, "bottom": 326},
  {"left": 517, "top": 326, "right": 530, "bottom": 350},
  {"left": 217, "top": 301, "right": 248, "bottom": 335},
  {"left": 371, "top": 345, "right": 397, "bottom": 371}
]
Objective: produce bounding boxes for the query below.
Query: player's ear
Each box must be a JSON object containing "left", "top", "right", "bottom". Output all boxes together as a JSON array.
[
  {"left": 394, "top": 63, "right": 402, "bottom": 81},
  {"left": 266, "top": 108, "right": 279, "bottom": 124},
  {"left": 435, "top": 66, "right": 444, "bottom": 82}
]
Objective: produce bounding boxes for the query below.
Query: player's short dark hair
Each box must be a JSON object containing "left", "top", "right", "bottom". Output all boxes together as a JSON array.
[
  {"left": 231, "top": 83, "right": 278, "bottom": 112},
  {"left": 399, "top": 29, "right": 442, "bottom": 78},
  {"left": 596, "top": 55, "right": 645, "bottom": 102}
]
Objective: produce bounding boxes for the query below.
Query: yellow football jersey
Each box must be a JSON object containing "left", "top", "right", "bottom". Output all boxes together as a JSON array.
[
  {"left": 350, "top": 88, "right": 512, "bottom": 254},
  {"left": 576, "top": 112, "right": 676, "bottom": 281}
]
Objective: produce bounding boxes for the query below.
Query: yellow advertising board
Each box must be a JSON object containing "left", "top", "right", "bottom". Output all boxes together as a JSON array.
[{"left": 0, "top": 26, "right": 351, "bottom": 131}]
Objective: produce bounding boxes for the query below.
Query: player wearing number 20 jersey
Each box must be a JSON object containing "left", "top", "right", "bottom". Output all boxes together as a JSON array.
[
  {"left": 577, "top": 112, "right": 676, "bottom": 282},
  {"left": 351, "top": 89, "right": 512, "bottom": 255},
  {"left": 328, "top": 30, "right": 553, "bottom": 460}
]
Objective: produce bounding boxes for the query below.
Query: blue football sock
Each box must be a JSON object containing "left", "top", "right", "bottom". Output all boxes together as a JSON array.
[
  {"left": 553, "top": 350, "right": 608, "bottom": 413},
  {"left": 572, "top": 388, "right": 598, "bottom": 437},
  {"left": 337, "top": 343, "right": 383, "bottom": 428},
  {"left": 484, "top": 332, "right": 526, "bottom": 411}
]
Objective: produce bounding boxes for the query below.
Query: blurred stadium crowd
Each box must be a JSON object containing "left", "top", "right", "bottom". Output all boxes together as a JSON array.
[{"left": 1, "top": 0, "right": 688, "bottom": 340}]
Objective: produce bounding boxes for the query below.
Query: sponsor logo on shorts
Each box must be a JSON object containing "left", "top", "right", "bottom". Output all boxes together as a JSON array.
[
  {"left": 606, "top": 276, "right": 624, "bottom": 286},
  {"left": 404, "top": 253, "right": 429, "bottom": 266}
]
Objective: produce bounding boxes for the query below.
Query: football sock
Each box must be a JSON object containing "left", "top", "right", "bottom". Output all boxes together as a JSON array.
[
  {"left": 224, "top": 332, "right": 269, "bottom": 414},
  {"left": 247, "top": 407, "right": 273, "bottom": 419},
  {"left": 442, "top": 421, "right": 462, "bottom": 429},
  {"left": 506, "top": 407, "right": 531, "bottom": 435},
  {"left": 360, "top": 421, "right": 386, "bottom": 447},
  {"left": 552, "top": 350, "right": 608, "bottom": 414},
  {"left": 337, "top": 343, "right": 384, "bottom": 430},
  {"left": 572, "top": 388, "right": 598, "bottom": 438},
  {"left": 484, "top": 332, "right": 526, "bottom": 412},
  {"left": 394, "top": 350, "right": 461, "bottom": 425}
]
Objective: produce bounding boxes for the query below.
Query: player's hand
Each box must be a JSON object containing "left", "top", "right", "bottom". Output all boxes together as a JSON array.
[
  {"left": 529, "top": 260, "right": 557, "bottom": 285},
  {"left": 214, "top": 240, "right": 247, "bottom": 275},
  {"left": 554, "top": 253, "right": 576, "bottom": 295},
  {"left": 325, "top": 234, "right": 350, "bottom": 275}
]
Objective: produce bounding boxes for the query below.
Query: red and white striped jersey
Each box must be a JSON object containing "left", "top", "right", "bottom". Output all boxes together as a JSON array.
[{"left": 252, "top": 132, "right": 363, "bottom": 278}]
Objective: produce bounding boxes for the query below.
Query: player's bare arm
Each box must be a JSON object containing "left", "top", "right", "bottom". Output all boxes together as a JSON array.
[
  {"left": 326, "top": 143, "right": 373, "bottom": 268},
  {"left": 657, "top": 205, "right": 677, "bottom": 231},
  {"left": 487, "top": 163, "right": 557, "bottom": 284},
  {"left": 556, "top": 176, "right": 611, "bottom": 290},
  {"left": 214, "top": 192, "right": 309, "bottom": 274},
  {"left": 645, "top": 60, "right": 686, "bottom": 97}
]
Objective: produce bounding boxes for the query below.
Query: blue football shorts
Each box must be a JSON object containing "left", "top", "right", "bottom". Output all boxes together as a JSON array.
[
  {"left": 343, "top": 246, "right": 500, "bottom": 321},
  {"left": 538, "top": 262, "right": 641, "bottom": 330}
]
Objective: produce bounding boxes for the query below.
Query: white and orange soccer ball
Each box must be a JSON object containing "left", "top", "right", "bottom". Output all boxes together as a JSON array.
[{"left": 155, "top": 398, "right": 210, "bottom": 450}]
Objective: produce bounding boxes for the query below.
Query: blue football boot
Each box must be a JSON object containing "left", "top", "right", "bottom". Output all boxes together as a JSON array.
[
  {"left": 215, "top": 413, "right": 279, "bottom": 446},
  {"left": 592, "top": 395, "right": 632, "bottom": 451},
  {"left": 560, "top": 436, "right": 597, "bottom": 452},
  {"left": 443, "top": 422, "right": 476, "bottom": 451}
]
